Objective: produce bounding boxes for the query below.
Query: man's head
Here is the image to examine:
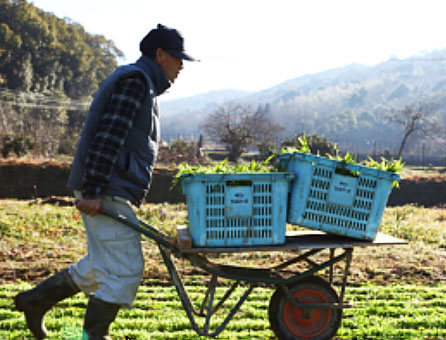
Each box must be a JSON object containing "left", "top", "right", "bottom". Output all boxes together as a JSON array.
[{"left": 140, "top": 24, "right": 196, "bottom": 83}]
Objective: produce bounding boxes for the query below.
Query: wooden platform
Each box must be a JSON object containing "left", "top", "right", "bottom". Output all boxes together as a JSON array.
[{"left": 179, "top": 231, "right": 408, "bottom": 254}]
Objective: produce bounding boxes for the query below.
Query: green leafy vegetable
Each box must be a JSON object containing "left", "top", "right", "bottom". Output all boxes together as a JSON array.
[
  {"left": 172, "top": 157, "right": 276, "bottom": 187},
  {"left": 281, "top": 135, "right": 310, "bottom": 154},
  {"left": 281, "top": 141, "right": 404, "bottom": 176},
  {"left": 363, "top": 156, "right": 405, "bottom": 173},
  {"left": 363, "top": 157, "right": 405, "bottom": 187},
  {"left": 328, "top": 152, "right": 361, "bottom": 177}
]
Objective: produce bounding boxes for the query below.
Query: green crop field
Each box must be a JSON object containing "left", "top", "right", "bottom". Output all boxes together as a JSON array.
[
  {"left": 2, "top": 282, "right": 446, "bottom": 339},
  {"left": 1, "top": 199, "right": 446, "bottom": 339}
]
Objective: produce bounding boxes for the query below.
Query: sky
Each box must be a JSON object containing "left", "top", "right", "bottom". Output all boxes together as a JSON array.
[{"left": 30, "top": 0, "right": 446, "bottom": 102}]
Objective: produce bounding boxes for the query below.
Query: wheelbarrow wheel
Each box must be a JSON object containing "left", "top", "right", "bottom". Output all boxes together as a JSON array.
[{"left": 268, "top": 276, "right": 342, "bottom": 340}]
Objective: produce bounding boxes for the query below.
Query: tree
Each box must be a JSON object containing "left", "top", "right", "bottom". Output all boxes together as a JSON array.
[
  {"left": 0, "top": 0, "right": 123, "bottom": 158},
  {"left": 202, "top": 103, "right": 281, "bottom": 162},
  {"left": 0, "top": 0, "right": 122, "bottom": 98},
  {"left": 386, "top": 102, "right": 440, "bottom": 158}
]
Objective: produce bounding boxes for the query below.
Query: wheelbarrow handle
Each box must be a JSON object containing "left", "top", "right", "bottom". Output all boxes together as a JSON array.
[{"left": 99, "top": 208, "right": 179, "bottom": 252}]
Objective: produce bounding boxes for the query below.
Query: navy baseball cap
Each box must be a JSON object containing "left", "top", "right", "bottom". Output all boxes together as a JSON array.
[{"left": 140, "top": 24, "right": 197, "bottom": 61}]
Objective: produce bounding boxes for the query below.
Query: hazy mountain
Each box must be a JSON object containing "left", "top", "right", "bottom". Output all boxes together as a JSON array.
[
  {"left": 159, "top": 50, "right": 446, "bottom": 154},
  {"left": 3, "top": 1, "right": 444, "bottom": 159},
  {"left": 161, "top": 89, "right": 251, "bottom": 117}
]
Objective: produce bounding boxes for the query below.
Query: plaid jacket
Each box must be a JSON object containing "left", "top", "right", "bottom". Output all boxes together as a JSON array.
[{"left": 82, "top": 73, "right": 147, "bottom": 199}]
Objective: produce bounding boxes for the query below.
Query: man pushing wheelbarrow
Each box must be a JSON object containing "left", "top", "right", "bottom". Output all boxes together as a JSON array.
[{"left": 14, "top": 24, "right": 197, "bottom": 340}]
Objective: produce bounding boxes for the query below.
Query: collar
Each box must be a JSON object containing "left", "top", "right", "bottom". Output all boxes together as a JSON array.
[{"left": 134, "top": 55, "right": 171, "bottom": 96}]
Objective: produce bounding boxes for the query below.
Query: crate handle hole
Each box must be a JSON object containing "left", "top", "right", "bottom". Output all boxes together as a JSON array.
[
  {"left": 226, "top": 180, "right": 252, "bottom": 187},
  {"left": 335, "top": 167, "right": 360, "bottom": 178}
]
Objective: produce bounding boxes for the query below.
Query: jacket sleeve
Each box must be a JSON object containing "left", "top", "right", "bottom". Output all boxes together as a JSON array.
[{"left": 81, "top": 73, "right": 147, "bottom": 199}]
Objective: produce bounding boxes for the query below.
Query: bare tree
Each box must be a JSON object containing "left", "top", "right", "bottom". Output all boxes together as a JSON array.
[
  {"left": 386, "top": 102, "right": 440, "bottom": 158},
  {"left": 0, "top": 103, "right": 11, "bottom": 136},
  {"left": 202, "top": 103, "right": 281, "bottom": 162}
]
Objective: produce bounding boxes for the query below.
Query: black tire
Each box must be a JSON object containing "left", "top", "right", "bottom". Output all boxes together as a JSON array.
[{"left": 268, "top": 276, "right": 342, "bottom": 340}]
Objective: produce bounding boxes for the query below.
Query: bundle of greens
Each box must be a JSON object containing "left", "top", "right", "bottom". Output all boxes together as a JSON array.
[
  {"left": 173, "top": 135, "right": 404, "bottom": 189},
  {"left": 281, "top": 135, "right": 404, "bottom": 187},
  {"left": 172, "top": 156, "right": 276, "bottom": 187}
]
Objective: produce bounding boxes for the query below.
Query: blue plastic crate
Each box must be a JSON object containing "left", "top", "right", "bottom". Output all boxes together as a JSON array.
[
  {"left": 279, "top": 153, "right": 400, "bottom": 240},
  {"left": 181, "top": 173, "right": 294, "bottom": 247}
]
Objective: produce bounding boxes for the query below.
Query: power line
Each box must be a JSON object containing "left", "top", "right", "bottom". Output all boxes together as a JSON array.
[
  {"left": 0, "top": 99, "right": 88, "bottom": 110},
  {"left": 0, "top": 88, "right": 90, "bottom": 110}
]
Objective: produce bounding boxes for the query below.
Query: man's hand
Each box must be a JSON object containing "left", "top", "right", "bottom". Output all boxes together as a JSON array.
[{"left": 75, "top": 198, "right": 103, "bottom": 216}]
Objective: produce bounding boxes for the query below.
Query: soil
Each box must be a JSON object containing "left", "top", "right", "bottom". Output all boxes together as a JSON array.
[
  {"left": 1, "top": 160, "right": 446, "bottom": 287},
  {"left": 1, "top": 159, "right": 446, "bottom": 206},
  {"left": 2, "top": 231, "right": 446, "bottom": 287}
]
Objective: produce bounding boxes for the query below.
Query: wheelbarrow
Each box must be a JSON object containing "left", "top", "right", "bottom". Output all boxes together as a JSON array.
[{"left": 101, "top": 209, "right": 407, "bottom": 340}]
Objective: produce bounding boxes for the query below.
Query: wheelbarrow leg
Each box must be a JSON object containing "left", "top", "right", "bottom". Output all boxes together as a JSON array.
[
  {"left": 328, "top": 247, "right": 353, "bottom": 302},
  {"left": 158, "top": 245, "right": 255, "bottom": 337},
  {"left": 204, "top": 275, "right": 217, "bottom": 334},
  {"left": 158, "top": 245, "right": 201, "bottom": 333},
  {"left": 339, "top": 248, "right": 353, "bottom": 304}
]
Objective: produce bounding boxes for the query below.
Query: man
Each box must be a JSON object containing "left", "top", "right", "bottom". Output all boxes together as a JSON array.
[{"left": 14, "top": 24, "right": 197, "bottom": 340}]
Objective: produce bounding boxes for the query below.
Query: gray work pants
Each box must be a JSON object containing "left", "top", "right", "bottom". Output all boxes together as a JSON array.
[{"left": 69, "top": 192, "right": 144, "bottom": 308}]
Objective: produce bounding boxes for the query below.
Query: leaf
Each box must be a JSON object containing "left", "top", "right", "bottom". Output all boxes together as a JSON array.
[
  {"left": 281, "top": 134, "right": 311, "bottom": 154},
  {"left": 172, "top": 158, "right": 276, "bottom": 186}
]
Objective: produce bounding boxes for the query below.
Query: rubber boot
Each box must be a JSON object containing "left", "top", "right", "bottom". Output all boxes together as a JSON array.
[
  {"left": 83, "top": 296, "right": 120, "bottom": 340},
  {"left": 14, "top": 268, "right": 80, "bottom": 339}
]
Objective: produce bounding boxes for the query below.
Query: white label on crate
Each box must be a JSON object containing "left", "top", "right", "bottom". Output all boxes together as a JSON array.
[
  {"left": 327, "top": 174, "right": 357, "bottom": 206},
  {"left": 225, "top": 186, "right": 253, "bottom": 218}
]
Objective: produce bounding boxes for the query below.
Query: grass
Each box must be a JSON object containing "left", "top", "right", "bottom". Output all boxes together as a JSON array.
[
  {"left": 401, "top": 165, "right": 446, "bottom": 178},
  {"left": 1, "top": 199, "right": 446, "bottom": 285},
  {"left": 1, "top": 199, "right": 446, "bottom": 339}
]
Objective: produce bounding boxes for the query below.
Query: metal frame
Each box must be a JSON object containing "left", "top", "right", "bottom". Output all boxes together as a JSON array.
[{"left": 101, "top": 209, "right": 404, "bottom": 337}]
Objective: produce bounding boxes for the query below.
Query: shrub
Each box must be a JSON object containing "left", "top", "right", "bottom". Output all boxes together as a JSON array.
[{"left": 1, "top": 133, "right": 33, "bottom": 158}]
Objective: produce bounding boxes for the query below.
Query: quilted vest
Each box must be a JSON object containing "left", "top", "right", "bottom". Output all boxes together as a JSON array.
[{"left": 67, "top": 55, "right": 169, "bottom": 205}]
